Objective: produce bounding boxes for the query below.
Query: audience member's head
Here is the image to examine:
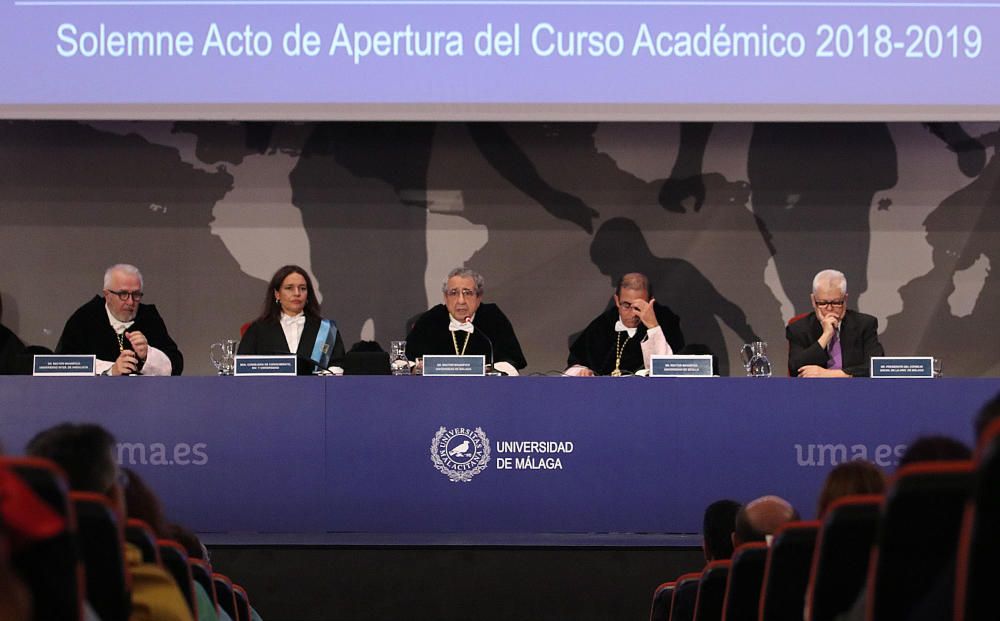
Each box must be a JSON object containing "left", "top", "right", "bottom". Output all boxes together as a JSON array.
[
  {"left": 164, "top": 523, "right": 209, "bottom": 563},
  {"left": 898, "top": 435, "right": 972, "bottom": 467},
  {"left": 702, "top": 499, "right": 741, "bottom": 561},
  {"left": 816, "top": 460, "right": 886, "bottom": 517},
  {"left": 973, "top": 391, "right": 1000, "bottom": 443},
  {"left": 26, "top": 423, "right": 118, "bottom": 494},
  {"left": 123, "top": 468, "right": 168, "bottom": 537},
  {"left": 733, "top": 495, "right": 799, "bottom": 547}
]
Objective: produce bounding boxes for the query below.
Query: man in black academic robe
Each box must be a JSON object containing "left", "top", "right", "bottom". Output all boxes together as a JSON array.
[
  {"left": 0, "top": 322, "right": 27, "bottom": 374},
  {"left": 56, "top": 265, "right": 183, "bottom": 376},
  {"left": 406, "top": 268, "right": 526, "bottom": 374},
  {"left": 567, "top": 272, "right": 684, "bottom": 376}
]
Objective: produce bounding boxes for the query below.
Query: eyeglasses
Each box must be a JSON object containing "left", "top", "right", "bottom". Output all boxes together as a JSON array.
[
  {"left": 618, "top": 300, "right": 647, "bottom": 311},
  {"left": 108, "top": 289, "right": 144, "bottom": 301},
  {"left": 814, "top": 299, "right": 846, "bottom": 308},
  {"left": 446, "top": 288, "right": 478, "bottom": 298}
]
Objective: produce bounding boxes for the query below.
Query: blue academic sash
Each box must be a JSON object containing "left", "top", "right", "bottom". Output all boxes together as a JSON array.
[{"left": 310, "top": 319, "right": 338, "bottom": 370}]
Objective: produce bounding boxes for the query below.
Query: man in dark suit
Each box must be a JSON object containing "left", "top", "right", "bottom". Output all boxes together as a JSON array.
[
  {"left": 57, "top": 264, "right": 183, "bottom": 376},
  {"left": 786, "top": 269, "right": 884, "bottom": 378}
]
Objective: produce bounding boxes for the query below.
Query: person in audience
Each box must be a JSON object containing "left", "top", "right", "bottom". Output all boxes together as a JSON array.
[
  {"left": 898, "top": 435, "right": 972, "bottom": 466},
  {"left": 405, "top": 267, "right": 526, "bottom": 375},
  {"left": 237, "top": 265, "right": 345, "bottom": 375},
  {"left": 124, "top": 468, "right": 169, "bottom": 537},
  {"left": 787, "top": 269, "right": 884, "bottom": 378},
  {"left": 566, "top": 272, "right": 684, "bottom": 376},
  {"left": 702, "top": 499, "right": 742, "bottom": 562},
  {"left": 816, "top": 460, "right": 886, "bottom": 518},
  {"left": 57, "top": 264, "right": 183, "bottom": 376},
  {"left": 26, "top": 423, "right": 194, "bottom": 621},
  {"left": 732, "top": 495, "right": 799, "bottom": 547}
]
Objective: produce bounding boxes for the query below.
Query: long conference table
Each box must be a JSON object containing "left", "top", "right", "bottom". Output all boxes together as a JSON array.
[{"left": 1, "top": 376, "right": 996, "bottom": 545}]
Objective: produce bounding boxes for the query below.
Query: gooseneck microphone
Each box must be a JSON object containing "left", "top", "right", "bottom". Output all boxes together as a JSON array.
[{"left": 464, "top": 317, "right": 503, "bottom": 376}]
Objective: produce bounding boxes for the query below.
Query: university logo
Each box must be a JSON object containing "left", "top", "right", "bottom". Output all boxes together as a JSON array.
[{"left": 430, "top": 426, "right": 490, "bottom": 483}]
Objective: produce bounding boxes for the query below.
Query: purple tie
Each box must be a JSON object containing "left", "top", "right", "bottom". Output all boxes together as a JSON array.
[{"left": 827, "top": 330, "right": 843, "bottom": 370}]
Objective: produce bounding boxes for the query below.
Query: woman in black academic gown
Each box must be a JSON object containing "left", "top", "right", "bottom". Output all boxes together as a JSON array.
[{"left": 237, "top": 265, "right": 345, "bottom": 375}]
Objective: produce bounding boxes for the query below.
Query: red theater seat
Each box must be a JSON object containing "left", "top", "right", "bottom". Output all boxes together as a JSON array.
[
  {"left": 72, "top": 491, "right": 130, "bottom": 621},
  {"left": 721, "top": 542, "right": 767, "bottom": 621},
  {"left": 213, "top": 572, "right": 239, "bottom": 621},
  {"left": 954, "top": 419, "right": 1000, "bottom": 621},
  {"left": 158, "top": 539, "right": 197, "bottom": 616},
  {"left": 650, "top": 581, "right": 675, "bottom": 621},
  {"left": 189, "top": 558, "right": 218, "bottom": 613},
  {"left": 669, "top": 572, "right": 702, "bottom": 621},
  {"left": 693, "top": 560, "right": 730, "bottom": 621},
  {"left": 125, "top": 518, "right": 161, "bottom": 565},
  {"left": 866, "top": 461, "right": 974, "bottom": 621},
  {"left": 806, "top": 495, "right": 882, "bottom": 621},
  {"left": 233, "top": 584, "right": 252, "bottom": 621},
  {"left": 1, "top": 457, "right": 84, "bottom": 621},
  {"left": 758, "top": 521, "right": 820, "bottom": 621}
]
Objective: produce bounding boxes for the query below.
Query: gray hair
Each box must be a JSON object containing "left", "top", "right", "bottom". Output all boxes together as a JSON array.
[
  {"left": 812, "top": 269, "right": 847, "bottom": 296},
  {"left": 103, "top": 264, "right": 144, "bottom": 290},
  {"left": 442, "top": 267, "right": 484, "bottom": 295}
]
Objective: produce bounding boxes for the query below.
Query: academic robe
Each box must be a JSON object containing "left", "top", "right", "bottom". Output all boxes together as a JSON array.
[
  {"left": 405, "top": 303, "right": 527, "bottom": 370},
  {"left": 56, "top": 295, "right": 184, "bottom": 375},
  {"left": 0, "top": 323, "right": 27, "bottom": 375},
  {"left": 237, "top": 315, "right": 346, "bottom": 375},
  {"left": 567, "top": 304, "right": 685, "bottom": 376},
  {"left": 786, "top": 309, "right": 884, "bottom": 377}
]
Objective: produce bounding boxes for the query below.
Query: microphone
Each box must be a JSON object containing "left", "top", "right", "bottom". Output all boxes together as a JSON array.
[{"left": 464, "top": 317, "right": 503, "bottom": 376}]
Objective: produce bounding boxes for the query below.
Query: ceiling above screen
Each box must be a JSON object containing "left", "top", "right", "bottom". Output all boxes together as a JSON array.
[{"left": 3, "top": 0, "right": 998, "bottom": 121}]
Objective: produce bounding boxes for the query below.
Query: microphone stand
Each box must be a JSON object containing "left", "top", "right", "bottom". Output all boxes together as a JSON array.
[{"left": 465, "top": 317, "right": 503, "bottom": 376}]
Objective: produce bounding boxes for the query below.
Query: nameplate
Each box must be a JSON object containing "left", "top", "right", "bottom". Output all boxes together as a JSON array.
[
  {"left": 870, "top": 356, "right": 934, "bottom": 379},
  {"left": 423, "top": 355, "right": 486, "bottom": 377},
  {"left": 649, "top": 355, "right": 714, "bottom": 377},
  {"left": 33, "top": 355, "right": 96, "bottom": 376},
  {"left": 234, "top": 355, "right": 297, "bottom": 376}
]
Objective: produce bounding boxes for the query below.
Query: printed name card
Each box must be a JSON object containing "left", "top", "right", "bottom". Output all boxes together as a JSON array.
[
  {"left": 33, "top": 355, "right": 96, "bottom": 376},
  {"left": 234, "top": 355, "right": 297, "bottom": 376},
  {"left": 870, "top": 357, "right": 934, "bottom": 379},
  {"left": 422, "top": 355, "right": 486, "bottom": 377},
  {"left": 649, "top": 355, "right": 714, "bottom": 377}
]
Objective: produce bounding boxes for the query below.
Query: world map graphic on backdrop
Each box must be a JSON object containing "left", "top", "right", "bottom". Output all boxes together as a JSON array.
[{"left": 0, "top": 121, "right": 997, "bottom": 376}]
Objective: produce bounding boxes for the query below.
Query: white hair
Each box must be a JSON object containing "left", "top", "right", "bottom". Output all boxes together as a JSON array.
[
  {"left": 103, "top": 264, "right": 144, "bottom": 290},
  {"left": 812, "top": 269, "right": 847, "bottom": 296}
]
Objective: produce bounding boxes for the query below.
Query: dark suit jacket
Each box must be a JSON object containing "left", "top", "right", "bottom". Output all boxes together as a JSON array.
[
  {"left": 786, "top": 310, "right": 884, "bottom": 377},
  {"left": 237, "top": 316, "right": 345, "bottom": 375}
]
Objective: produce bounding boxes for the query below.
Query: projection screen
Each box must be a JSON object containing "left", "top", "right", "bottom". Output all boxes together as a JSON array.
[{"left": 1, "top": 0, "right": 998, "bottom": 120}]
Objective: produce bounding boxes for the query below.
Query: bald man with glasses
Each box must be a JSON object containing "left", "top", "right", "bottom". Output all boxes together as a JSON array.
[
  {"left": 56, "top": 264, "right": 183, "bottom": 375},
  {"left": 786, "top": 269, "right": 883, "bottom": 378}
]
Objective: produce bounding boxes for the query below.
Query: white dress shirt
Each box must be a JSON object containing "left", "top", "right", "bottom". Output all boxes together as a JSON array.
[{"left": 280, "top": 312, "right": 306, "bottom": 354}]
